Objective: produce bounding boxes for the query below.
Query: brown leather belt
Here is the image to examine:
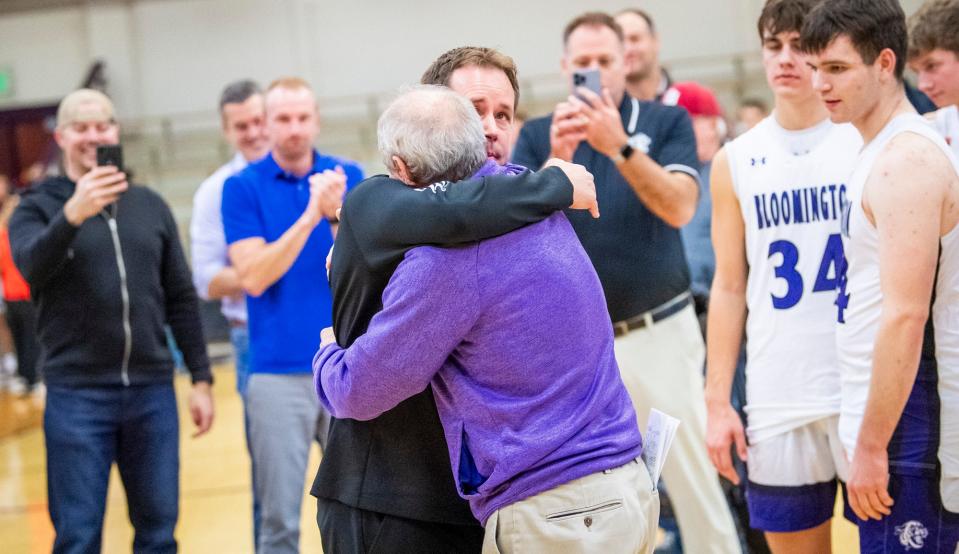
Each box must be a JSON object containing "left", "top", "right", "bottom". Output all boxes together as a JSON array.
[{"left": 612, "top": 292, "right": 692, "bottom": 338}]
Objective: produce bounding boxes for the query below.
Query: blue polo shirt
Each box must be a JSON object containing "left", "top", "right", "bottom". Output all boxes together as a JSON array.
[
  {"left": 221, "top": 151, "right": 364, "bottom": 374},
  {"left": 513, "top": 95, "right": 699, "bottom": 322}
]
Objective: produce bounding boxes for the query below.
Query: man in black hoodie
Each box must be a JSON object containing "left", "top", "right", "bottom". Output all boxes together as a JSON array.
[{"left": 9, "top": 88, "right": 214, "bottom": 554}]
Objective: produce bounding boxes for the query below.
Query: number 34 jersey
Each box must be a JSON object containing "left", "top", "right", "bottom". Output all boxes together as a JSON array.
[{"left": 726, "top": 115, "right": 862, "bottom": 444}]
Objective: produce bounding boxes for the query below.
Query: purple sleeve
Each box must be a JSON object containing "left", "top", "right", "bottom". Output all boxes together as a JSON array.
[{"left": 312, "top": 246, "right": 480, "bottom": 421}]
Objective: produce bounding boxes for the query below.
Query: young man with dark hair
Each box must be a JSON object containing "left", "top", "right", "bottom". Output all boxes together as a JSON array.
[
  {"left": 908, "top": 0, "right": 959, "bottom": 158},
  {"left": 513, "top": 11, "right": 741, "bottom": 554},
  {"left": 802, "top": 0, "right": 959, "bottom": 551},
  {"left": 706, "top": 1, "right": 862, "bottom": 552}
]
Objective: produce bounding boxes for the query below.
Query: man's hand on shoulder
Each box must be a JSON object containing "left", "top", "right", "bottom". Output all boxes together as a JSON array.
[
  {"left": 189, "top": 381, "right": 214, "bottom": 438},
  {"left": 63, "top": 166, "right": 128, "bottom": 226},
  {"left": 543, "top": 159, "right": 599, "bottom": 218}
]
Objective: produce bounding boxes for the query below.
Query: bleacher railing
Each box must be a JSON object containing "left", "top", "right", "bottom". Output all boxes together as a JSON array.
[{"left": 120, "top": 50, "right": 765, "bottom": 245}]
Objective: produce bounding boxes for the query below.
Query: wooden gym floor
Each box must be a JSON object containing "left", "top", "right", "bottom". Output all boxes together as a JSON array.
[{"left": 0, "top": 363, "right": 858, "bottom": 553}]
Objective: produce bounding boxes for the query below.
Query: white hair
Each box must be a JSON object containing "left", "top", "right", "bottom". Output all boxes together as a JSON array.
[{"left": 377, "top": 85, "right": 487, "bottom": 185}]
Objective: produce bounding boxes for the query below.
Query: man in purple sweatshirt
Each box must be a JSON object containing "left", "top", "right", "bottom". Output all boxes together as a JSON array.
[{"left": 313, "top": 85, "right": 657, "bottom": 552}]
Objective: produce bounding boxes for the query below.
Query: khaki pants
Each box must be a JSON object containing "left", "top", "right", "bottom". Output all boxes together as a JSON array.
[
  {"left": 482, "top": 460, "right": 659, "bottom": 554},
  {"left": 614, "top": 304, "right": 740, "bottom": 554}
]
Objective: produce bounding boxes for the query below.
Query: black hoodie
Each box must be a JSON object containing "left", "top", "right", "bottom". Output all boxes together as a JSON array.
[{"left": 9, "top": 175, "right": 211, "bottom": 386}]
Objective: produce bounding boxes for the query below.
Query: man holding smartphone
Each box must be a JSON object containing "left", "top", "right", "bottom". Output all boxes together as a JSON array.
[
  {"left": 512, "top": 12, "right": 741, "bottom": 554},
  {"left": 9, "top": 88, "right": 214, "bottom": 553}
]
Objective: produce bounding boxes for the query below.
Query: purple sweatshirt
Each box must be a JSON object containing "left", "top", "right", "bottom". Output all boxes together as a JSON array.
[{"left": 313, "top": 164, "right": 642, "bottom": 524}]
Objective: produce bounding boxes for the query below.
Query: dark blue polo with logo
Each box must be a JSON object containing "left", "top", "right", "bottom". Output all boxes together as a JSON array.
[{"left": 512, "top": 94, "right": 700, "bottom": 322}]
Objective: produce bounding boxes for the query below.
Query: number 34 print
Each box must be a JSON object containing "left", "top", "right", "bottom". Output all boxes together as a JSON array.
[{"left": 767, "top": 234, "right": 845, "bottom": 311}]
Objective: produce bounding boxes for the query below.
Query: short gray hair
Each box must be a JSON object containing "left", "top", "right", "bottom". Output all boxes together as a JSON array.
[
  {"left": 377, "top": 85, "right": 487, "bottom": 185},
  {"left": 219, "top": 79, "right": 261, "bottom": 113}
]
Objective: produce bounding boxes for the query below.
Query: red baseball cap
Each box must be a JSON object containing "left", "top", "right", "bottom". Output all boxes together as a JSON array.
[{"left": 663, "top": 81, "right": 723, "bottom": 118}]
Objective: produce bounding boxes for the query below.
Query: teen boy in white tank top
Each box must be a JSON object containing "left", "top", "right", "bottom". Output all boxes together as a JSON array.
[
  {"left": 706, "top": 2, "right": 861, "bottom": 552},
  {"left": 908, "top": 0, "right": 959, "bottom": 519},
  {"left": 803, "top": 0, "right": 959, "bottom": 551},
  {"left": 907, "top": 0, "right": 959, "bottom": 162}
]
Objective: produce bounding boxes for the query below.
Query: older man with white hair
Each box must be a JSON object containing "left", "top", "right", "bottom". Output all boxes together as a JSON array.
[{"left": 314, "top": 85, "right": 656, "bottom": 554}]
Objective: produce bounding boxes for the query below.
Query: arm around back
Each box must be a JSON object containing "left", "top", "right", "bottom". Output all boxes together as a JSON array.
[
  {"left": 347, "top": 166, "right": 573, "bottom": 260},
  {"left": 314, "top": 246, "right": 479, "bottom": 421}
]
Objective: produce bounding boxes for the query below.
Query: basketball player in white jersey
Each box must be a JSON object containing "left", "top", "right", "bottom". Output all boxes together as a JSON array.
[
  {"left": 908, "top": 0, "right": 959, "bottom": 159},
  {"left": 706, "top": 2, "right": 861, "bottom": 552},
  {"left": 909, "top": 1, "right": 959, "bottom": 529},
  {"left": 802, "top": 0, "right": 959, "bottom": 551}
]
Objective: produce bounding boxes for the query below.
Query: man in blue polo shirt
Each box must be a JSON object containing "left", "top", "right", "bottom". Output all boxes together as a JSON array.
[
  {"left": 512, "top": 12, "right": 740, "bottom": 554},
  {"left": 222, "top": 77, "right": 363, "bottom": 554}
]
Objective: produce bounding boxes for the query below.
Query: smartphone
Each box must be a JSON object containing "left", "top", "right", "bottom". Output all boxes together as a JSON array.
[
  {"left": 96, "top": 144, "right": 124, "bottom": 172},
  {"left": 572, "top": 69, "right": 602, "bottom": 103}
]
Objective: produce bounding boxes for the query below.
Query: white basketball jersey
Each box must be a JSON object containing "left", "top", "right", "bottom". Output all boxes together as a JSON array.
[
  {"left": 930, "top": 109, "right": 959, "bottom": 513},
  {"left": 727, "top": 115, "right": 862, "bottom": 444},
  {"left": 931, "top": 105, "right": 959, "bottom": 161},
  {"left": 836, "top": 114, "right": 959, "bottom": 505}
]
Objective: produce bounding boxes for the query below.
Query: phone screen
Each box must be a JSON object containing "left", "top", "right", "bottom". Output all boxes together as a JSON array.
[{"left": 96, "top": 144, "right": 124, "bottom": 172}]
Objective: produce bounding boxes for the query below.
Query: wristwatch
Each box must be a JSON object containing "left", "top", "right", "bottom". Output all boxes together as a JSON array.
[{"left": 611, "top": 142, "right": 635, "bottom": 164}]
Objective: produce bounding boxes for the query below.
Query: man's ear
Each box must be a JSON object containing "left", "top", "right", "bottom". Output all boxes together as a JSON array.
[
  {"left": 391, "top": 155, "right": 416, "bottom": 186},
  {"left": 878, "top": 48, "right": 898, "bottom": 81}
]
